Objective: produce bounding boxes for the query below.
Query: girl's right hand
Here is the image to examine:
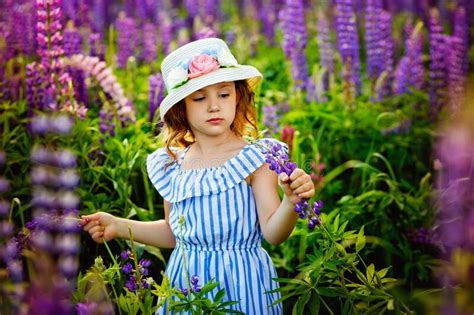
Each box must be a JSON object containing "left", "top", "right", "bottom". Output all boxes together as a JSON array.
[{"left": 81, "top": 212, "right": 119, "bottom": 243}]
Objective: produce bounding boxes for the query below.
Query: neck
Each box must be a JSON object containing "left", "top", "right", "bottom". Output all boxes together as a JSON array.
[{"left": 192, "top": 132, "right": 240, "bottom": 155}]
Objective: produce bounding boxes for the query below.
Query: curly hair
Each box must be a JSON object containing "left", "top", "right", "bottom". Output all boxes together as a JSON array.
[{"left": 159, "top": 80, "right": 259, "bottom": 160}]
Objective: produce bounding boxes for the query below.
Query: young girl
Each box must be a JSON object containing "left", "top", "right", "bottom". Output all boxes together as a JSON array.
[{"left": 82, "top": 38, "right": 315, "bottom": 314}]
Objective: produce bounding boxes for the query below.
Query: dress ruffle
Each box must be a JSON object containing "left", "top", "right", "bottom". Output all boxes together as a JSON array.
[{"left": 146, "top": 138, "right": 288, "bottom": 203}]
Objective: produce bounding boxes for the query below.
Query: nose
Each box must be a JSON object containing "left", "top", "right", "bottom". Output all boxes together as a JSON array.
[{"left": 207, "top": 95, "right": 220, "bottom": 112}]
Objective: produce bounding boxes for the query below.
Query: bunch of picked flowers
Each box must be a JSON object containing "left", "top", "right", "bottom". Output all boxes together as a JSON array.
[{"left": 255, "top": 139, "right": 324, "bottom": 230}]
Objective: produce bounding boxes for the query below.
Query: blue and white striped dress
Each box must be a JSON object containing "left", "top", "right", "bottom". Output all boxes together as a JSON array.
[{"left": 146, "top": 138, "right": 285, "bottom": 314}]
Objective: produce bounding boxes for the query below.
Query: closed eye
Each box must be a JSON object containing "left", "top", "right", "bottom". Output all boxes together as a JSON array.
[
  {"left": 193, "top": 97, "right": 205, "bottom": 102},
  {"left": 219, "top": 94, "right": 230, "bottom": 98}
]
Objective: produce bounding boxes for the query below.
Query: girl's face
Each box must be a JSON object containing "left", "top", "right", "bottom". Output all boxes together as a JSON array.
[{"left": 184, "top": 81, "right": 237, "bottom": 138}]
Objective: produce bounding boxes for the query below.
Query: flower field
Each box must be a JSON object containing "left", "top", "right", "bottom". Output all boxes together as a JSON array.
[{"left": 1, "top": 0, "right": 473, "bottom": 314}]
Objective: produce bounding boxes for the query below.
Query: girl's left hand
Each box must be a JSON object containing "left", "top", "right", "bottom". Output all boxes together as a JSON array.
[{"left": 278, "top": 168, "right": 315, "bottom": 204}]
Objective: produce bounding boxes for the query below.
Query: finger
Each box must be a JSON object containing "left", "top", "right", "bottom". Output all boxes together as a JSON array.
[
  {"left": 293, "top": 181, "right": 315, "bottom": 195},
  {"left": 88, "top": 225, "right": 104, "bottom": 236},
  {"left": 279, "top": 173, "right": 289, "bottom": 183},
  {"left": 81, "top": 213, "right": 101, "bottom": 224},
  {"left": 289, "top": 168, "right": 305, "bottom": 181},
  {"left": 297, "top": 188, "right": 315, "bottom": 199},
  {"left": 82, "top": 220, "right": 100, "bottom": 232},
  {"left": 289, "top": 174, "right": 311, "bottom": 190},
  {"left": 92, "top": 232, "right": 104, "bottom": 243}
]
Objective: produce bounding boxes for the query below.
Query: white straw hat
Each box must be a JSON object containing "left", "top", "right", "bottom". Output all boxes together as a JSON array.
[{"left": 159, "top": 38, "right": 263, "bottom": 120}]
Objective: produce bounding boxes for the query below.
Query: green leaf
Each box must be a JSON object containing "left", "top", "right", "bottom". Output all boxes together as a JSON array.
[
  {"left": 356, "top": 226, "right": 366, "bottom": 252},
  {"left": 292, "top": 291, "right": 311, "bottom": 315},
  {"left": 307, "top": 291, "right": 320, "bottom": 315},
  {"left": 376, "top": 267, "right": 390, "bottom": 279},
  {"left": 213, "top": 289, "right": 226, "bottom": 304},
  {"left": 366, "top": 264, "right": 375, "bottom": 284}
]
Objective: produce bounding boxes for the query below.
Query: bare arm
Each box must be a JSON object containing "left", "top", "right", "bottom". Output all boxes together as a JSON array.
[
  {"left": 251, "top": 164, "right": 315, "bottom": 245},
  {"left": 81, "top": 200, "right": 176, "bottom": 248}
]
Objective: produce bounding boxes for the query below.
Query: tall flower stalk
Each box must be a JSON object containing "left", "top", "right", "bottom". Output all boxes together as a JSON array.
[
  {"left": 429, "top": 9, "right": 447, "bottom": 117},
  {"left": 335, "top": 0, "right": 361, "bottom": 99}
]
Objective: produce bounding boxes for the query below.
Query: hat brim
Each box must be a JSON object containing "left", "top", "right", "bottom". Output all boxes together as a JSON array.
[{"left": 159, "top": 65, "right": 262, "bottom": 120}]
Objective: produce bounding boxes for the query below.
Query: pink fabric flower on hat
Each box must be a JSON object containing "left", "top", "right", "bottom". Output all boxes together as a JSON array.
[{"left": 188, "top": 55, "right": 220, "bottom": 79}]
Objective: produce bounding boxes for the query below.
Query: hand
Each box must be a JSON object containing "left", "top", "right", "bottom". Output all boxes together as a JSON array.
[
  {"left": 81, "top": 212, "right": 119, "bottom": 243},
  {"left": 278, "top": 168, "right": 315, "bottom": 204}
]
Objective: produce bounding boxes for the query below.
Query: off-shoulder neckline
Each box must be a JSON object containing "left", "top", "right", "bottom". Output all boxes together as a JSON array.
[{"left": 177, "top": 142, "right": 253, "bottom": 173}]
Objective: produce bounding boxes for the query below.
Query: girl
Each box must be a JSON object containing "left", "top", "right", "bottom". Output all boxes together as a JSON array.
[{"left": 82, "top": 38, "right": 315, "bottom": 314}]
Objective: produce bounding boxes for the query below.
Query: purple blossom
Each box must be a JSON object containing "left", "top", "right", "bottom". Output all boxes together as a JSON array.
[
  {"left": 125, "top": 275, "right": 139, "bottom": 292},
  {"left": 280, "top": 0, "right": 308, "bottom": 91},
  {"left": 180, "top": 288, "right": 189, "bottom": 296},
  {"left": 446, "top": 35, "right": 466, "bottom": 113},
  {"left": 375, "top": 10, "right": 394, "bottom": 100},
  {"left": 120, "top": 249, "right": 131, "bottom": 260},
  {"left": 142, "top": 23, "right": 157, "bottom": 64},
  {"left": 149, "top": 73, "right": 164, "bottom": 123},
  {"left": 334, "top": 0, "right": 362, "bottom": 95},
  {"left": 122, "top": 262, "right": 133, "bottom": 274},
  {"left": 316, "top": 11, "right": 334, "bottom": 93},
  {"left": 89, "top": 32, "right": 105, "bottom": 60},
  {"left": 256, "top": 139, "right": 323, "bottom": 229},
  {"left": 365, "top": 0, "right": 383, "bottom": 83},
  {"left": 159, "top": 11, "right": 173, "bottom": 55},
  {"left": 429, "top": 8, "right": 447, "bottom": 117},
  {"left": 63, "top": 25, "right": 82, "bottom": 57},
  {"left": 436, "top": 123, "right": 474, "bottom": 252},
  {"left": 116, "top": 12, "right": 137, "bottom": 69},
  {"left": 263, "top": 105, "right": 279, "bottom": 134}
]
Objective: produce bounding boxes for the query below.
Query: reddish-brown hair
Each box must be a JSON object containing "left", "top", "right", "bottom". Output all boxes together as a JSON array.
[{"left": 159, "top": 80, "right": 259, "bottom": 160}]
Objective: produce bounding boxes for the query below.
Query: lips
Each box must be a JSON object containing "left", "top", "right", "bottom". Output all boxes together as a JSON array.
[{"left": 207, "top": 118, "right": 223, "bottom": 123}]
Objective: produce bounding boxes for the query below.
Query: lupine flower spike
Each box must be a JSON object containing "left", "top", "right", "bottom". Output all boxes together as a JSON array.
[{"left": 254, "top": 139, "right": 324, "bottom": 230}]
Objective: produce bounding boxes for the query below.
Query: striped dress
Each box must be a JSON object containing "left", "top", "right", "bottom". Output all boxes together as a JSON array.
[{"left": 146, "top": 138, "right": 285, "bottom": 314}]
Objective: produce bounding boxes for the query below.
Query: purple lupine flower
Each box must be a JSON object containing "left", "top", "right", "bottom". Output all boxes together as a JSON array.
[
  {"left": 116, "top": 12, "right": 137, "bottom": 69},
  {"left": 280, "top": 0, "right": 308, "bottom": 91},
  {"left": 89, "top": 32, "right": 105, "bottom": 60},
  {"left": 316, "top": 11, "right": 334, "bottom": 92},
  {"left": 76, "top": 301, "right": 99, "bottom": 315},
  {"left": 429, "top": 8, "right": 447, "bottom": 117},
  {"left": 63, "top": 24, "right": 82, "bottom": 57},
  {"left": 365, "top": 0, "right": 383, "bottom": 84},
  {"left": 36, "top": 0, "right": 80, "bottom": 115},
  {"left": 334, "top": 0, "right": 362, "bottom": 95},
  {"left": 184, "top": 0, "right": 200, "bottom": 20},
  {"left": 202, "top": 0, "right": 219, "bottom": 26},
  {"left": 263, "top": 105, "right": 279, "bottom": 134},
  {"left": 260, "top": 1, "right": 277, "bottom": 46},
  {"left": 120, "top": 249, "right": 131, "bottom": 260},
  {"left": 91, "top": 0, "right": 106, "bottom": 33},
  {"left": 375, "top": 9, "right": 394, "bottom": 100},
  {"left": 159, "top": 11, "right": 173, "bottom": 55},
  {"left": 67, "top": 54, "right": 136, "bottom": 125},
  {"left": 453, "top": 7, "right": 468, "bottom": 75},
  {"left": 142, "top": 23, "right": 157, "bottom": 64},
  {"left": 149, "top": 73, "right": 164, "bottom": 123},
  {"left": 435, "top": 123, "right": 474, "bottom": 251},
  {"left": 122, "top": 262, "right": 133, "bottom": 274},
  {"left": 125, "top": 275, "right": 139, "bottom": 292},
  {"left": 256, "top": 139, "right": 323, "bottom": 229},
  {"left": 446, "top": 35, "right": 465, "bottom": 113},
  {"left": 194, "top": 26, "right": 218, "bottom": 40},
  {"left": 191, "top": 275, "right": 199, "bottom": 286},
  {"left": 26, "top": 62, "right": 45, "bottom": 114},
  {"left": 405, "top": 22, "right": 424, "bottom": 91},
  {"left": 180, "top": 287, "right": 189, "bottom": 296},
  {"left": 392, "top": 56, "right": 409, "bottom": 95}
]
